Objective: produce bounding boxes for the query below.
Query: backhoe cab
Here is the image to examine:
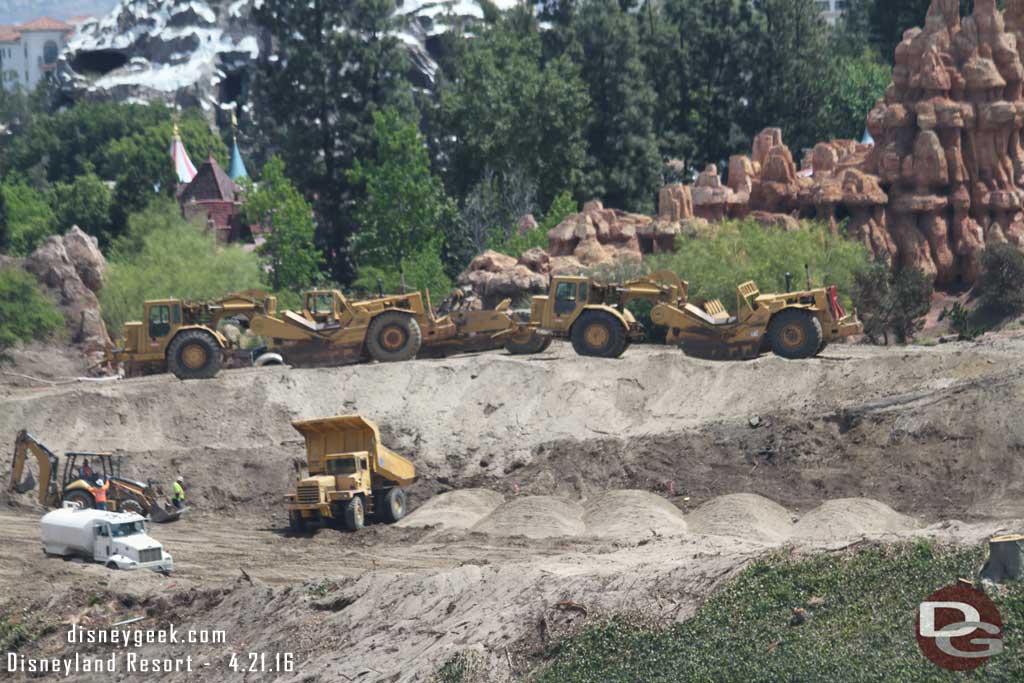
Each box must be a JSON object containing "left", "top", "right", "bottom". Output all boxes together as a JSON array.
[{"left": 8, "top": 430, "right": 181, "bottom": 523}]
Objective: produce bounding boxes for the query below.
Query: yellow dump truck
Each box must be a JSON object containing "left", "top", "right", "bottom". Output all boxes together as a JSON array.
[{"left": 285, "top": 415, "right": 415, "bottom": 532}]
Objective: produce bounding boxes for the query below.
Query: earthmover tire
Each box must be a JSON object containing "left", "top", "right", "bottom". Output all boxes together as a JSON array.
[
  {"left": 119, "top": 498, "right": 144, "bottom": 515},
  {"left": 571, "top": 311, "right": 628, "bottom": 358},
  {"left": 288, "top": 510, "right": 306, "bottom": 532},
  {"left": 343, "top": 497, "right": 366, "bottom": 531},
  {"left": 504, "top": 330, "right": 550, "bottom": 355},
  {"left": 768, "top": 310, "right": 823, "bottom": 360},
  {"left": 381, "top": 488, "right": 407, "bottom": 523},
  {"left": 366, "top": 312, "right": 422, "bottom": 363},
  {"left": 167, "top": 330, "right": 223, "bottom": 380},
  {"left": 63, "top": 490, "right": 94, "bottom": 510}
]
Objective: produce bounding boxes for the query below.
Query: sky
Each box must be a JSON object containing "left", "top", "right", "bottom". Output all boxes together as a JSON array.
[{"left": 0, "top": 0, "right": 118, "bottom": 24}]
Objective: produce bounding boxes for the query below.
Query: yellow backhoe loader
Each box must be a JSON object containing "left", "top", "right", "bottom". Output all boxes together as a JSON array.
[{"left": 8, "top": 430, "right": 181, "bottom": 522}]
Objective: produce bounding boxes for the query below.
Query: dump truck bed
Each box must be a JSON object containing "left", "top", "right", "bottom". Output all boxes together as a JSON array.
[{"left": 291, "top": 415, "right": 415, "bottom": 486}]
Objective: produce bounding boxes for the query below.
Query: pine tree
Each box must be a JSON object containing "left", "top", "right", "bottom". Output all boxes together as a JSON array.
[
  {"left": 251, "top": 0, "right": 414, "bottom": 284},
  {"left": 574, "top": 0, "right": 662, "bottom": 213},
  {"left": 437, "top": 7, "right": 589, "bottom": 210},
  {"left": 747, "top": 0, "right": 837, "bottom": 154},
  {"left": 641, "top": 0, "right": 760, "bottom": 172},
  {"left": 0, "top": 183, "right": 8, "bottom": 252}
]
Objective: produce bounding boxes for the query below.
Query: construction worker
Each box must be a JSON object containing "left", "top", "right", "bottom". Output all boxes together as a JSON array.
[
  {"left": 90, "top": 479, "right": 110, "bottom": 510},
  {"left": 78, "top": 459, "right": 93, "bottom": 482},
  {"left": 172, "top": 476, "right": 185, "bottom": 510}
]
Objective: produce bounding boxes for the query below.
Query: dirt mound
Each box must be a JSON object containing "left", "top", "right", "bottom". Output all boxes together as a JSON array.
[
  {"left": 583, "top": 490, "right": 688, "bottom": 539},
  {"left": 792, "top": 498, "right": 920, "bottom": 542},
  {"left": 472, "top": 496, "right": 585, "bottom": 539},
  {"left": 685, "top": 494, "right": 794, "bottom": 543},
  {"left": 397, "top": 489, "right": 505, "bottom": 531}
]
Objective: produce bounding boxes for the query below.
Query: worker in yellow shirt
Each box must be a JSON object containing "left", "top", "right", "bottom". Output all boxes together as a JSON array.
[{"left": 172, "top": 476, "right": 186, "bottom": 510}]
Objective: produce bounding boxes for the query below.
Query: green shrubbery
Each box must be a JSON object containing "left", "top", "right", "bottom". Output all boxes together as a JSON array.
[
  {"left": 0, "top": 268, "right": 64, "bottom": 360},
  {"left": 488, "top": 191, "right": 578, "bottom": 258},
  {"left": 976, "top": 243, "right": 1024, "bottom": 317},
  {"left": 647, "top": 220, "right": 872, "bottom": 312},
  {"left": 851, "top": 261, "right": 933, "bottom": 345},
  {"left": 99, "top": 200, "right": 264, "bottom": 335},
  {"left": 536, "top": 542, "right": 1024, "bottom": 683}
]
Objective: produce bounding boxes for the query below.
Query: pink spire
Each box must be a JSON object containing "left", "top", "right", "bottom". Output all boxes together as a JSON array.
[{"left": 170, "top": 124, "right": 197, "bottom": 184}]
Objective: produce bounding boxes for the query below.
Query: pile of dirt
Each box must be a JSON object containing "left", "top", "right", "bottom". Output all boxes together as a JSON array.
[
  {"left": 397, "top": 489, "right": 505, "bottom": 530},
  {"left": 685, "top": 493, "right": 794, "bottom": 543},
  {"left": 473, "top": 496, "right": 586, "bottom": 539},
  {"left": 791, "top": 498, "right": 921, "bottom": 542},
  {"left": 583, "top": 490, "right": 688, "bottom": 539}
]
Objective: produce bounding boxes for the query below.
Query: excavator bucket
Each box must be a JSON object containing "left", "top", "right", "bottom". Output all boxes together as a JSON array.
[
  {"left": 13, "top": 470, "right": 36, "bottom": 494},
  {"left": 149, "top": 501, "right": 184, "bottom": 523}
]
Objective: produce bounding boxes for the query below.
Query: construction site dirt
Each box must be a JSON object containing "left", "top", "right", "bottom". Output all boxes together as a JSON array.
[{"left": 2, "top": 338, "right": 1023, "bottom": 681}]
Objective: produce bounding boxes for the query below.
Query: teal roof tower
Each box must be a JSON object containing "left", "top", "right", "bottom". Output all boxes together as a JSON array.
[{"left": 228, "top": 138, "right": 248, "bottom": 181}]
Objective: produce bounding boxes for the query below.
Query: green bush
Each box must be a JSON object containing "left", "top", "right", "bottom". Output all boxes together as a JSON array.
[
  {"left": 647, "top": 220, "right": 872, "bottom": 312},
  {"left": 2, "top": 179, "right": 56, "bottom": 256},
  {"left": 352, "top": 241, "right": 453, "bottom": 300},
  {"left": 852, "top": 262, "right": 932, "bottom": 344},
  {"left": 0, "top": 268, "right": 64, "bottom": 360},
  {"left": 100, "top": 200, "right": 264, "bottom": 335},
  {"left": 537, "top": 542, "right": 1024, "bottom": 683},
  {"left": 488, "top": 190, "right": 578, "bottom": 257},
  {"left": 976, "top": 243, "right": 1024, "bottom": 316}
]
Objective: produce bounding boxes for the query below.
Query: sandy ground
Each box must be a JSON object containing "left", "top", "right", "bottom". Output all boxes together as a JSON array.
[{"left": 2, "top": 338, "right": 1024, "bottom": 681}]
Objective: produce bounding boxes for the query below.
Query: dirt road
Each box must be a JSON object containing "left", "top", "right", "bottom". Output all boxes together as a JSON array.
[{"left": 2, "top": 337, "right": 1023, "bottom": 681}]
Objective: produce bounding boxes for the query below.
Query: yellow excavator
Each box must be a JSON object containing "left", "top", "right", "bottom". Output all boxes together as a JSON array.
[{"left": 8, "top": 430, "right": 181, "bottom": 522}]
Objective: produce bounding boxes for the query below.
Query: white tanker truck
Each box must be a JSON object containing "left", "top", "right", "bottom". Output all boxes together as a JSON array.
[{"left": 40, "top": 506, "right": 174, "bottom": 573}]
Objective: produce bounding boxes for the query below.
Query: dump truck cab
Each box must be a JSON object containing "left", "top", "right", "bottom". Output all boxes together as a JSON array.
[{"left": 285, "top": 415, "right": 415, "bottom": 532}]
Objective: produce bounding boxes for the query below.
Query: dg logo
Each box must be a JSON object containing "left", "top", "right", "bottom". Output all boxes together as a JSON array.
[{"left": 917, "top": 584, "right": 1004, "bottom": 671}]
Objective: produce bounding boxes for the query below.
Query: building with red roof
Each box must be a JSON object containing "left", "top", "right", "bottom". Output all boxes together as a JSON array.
[{"left": 0, "top": 16, "right": 73, "bottom": 92}]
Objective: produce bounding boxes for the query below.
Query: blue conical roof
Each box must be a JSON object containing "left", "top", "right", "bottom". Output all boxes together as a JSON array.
[
  {"left": 228, "top": 138, "right": 249, "bottom": 180},
  {"left": 861, "top": 129, "right": 875, "bottom": 146}
]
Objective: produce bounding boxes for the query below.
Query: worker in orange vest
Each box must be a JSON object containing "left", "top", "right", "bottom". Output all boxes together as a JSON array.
[{"left": 90, "top": 479, "right": 110, "bottom": 511}]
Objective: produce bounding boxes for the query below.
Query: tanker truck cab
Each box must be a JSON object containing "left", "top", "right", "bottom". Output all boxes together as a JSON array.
[
  {"left": 40, "top": 508, "right": 173, "bottom": 573},
  {"left": 286, "top": 416, "right": 415, "bottom": 532}
]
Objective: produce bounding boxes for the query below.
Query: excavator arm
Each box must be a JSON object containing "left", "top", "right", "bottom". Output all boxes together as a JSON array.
[{"left": 9, "top": 430, "right": 59, "bottom": 506}]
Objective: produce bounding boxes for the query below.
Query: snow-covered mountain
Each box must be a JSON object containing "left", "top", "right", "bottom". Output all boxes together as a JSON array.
[
  {"left": 58, "top": 0, "right": 520, "bottom": 122},
  {"left": 0, "top": 0, "right": 118, "bottom": 23}
]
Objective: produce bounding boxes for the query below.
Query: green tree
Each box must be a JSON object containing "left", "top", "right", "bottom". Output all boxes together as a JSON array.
[
  {"left": 50, "top": 171, "right": 114, "bottom": 242},
  {"left": 976, "top": 243, "right": 1024, "bottom": 316},
  {"left": 642, "top": 0, "right": 760, "bottom": 171},
  {"left": 837, "top": 0, "right": 977, "bottom": 65},
  {"left": 574, "top": 0, "right": 662, "bottom": 213},
  {"left": 101, "top": 200, "right": 264, "bottom": 334},
  {"left": 2, "top": 179, "right": 56, "bottom": 255},
  {"left": 241, "top": 157, "right": 323, "bottom": 291},
  {"left": 251, "top": 0, "right": 414, "bottom": 284},
  {"left": 851, "top": 261, "right": 932, "bottom": 344},
  {"left": 348, "top": 109, "right": 454, "bottom": 291},
  {"left": 820, "top": 49, "right": 891, "bottom": 141},
  {"left": 747, "top": 0, "right": 838, "bottom": 154},
  {"left": 0, "top": 180, "right": 8, "bottom": 251},
  {"left": 437, "top": 7, "right": 590, "bottom": 208},
  {"left": 0, "top": 267, "right": 64, "bottom": 361}
]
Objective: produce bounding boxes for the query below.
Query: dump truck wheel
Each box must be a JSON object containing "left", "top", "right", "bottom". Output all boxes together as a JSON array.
[
  {"left": 343, "top": 497, "right": 366, "bottom": 531},
  {"left": 381, "top": 488, "right": 407, "bottom": 523},
  {"left": 288, "top": 511, "right": 305, "bottom": 532},
  {"left": 768, "top": 310, "right": 823, "bottom": 359},
  {"left": 504, "top": 329, "right": 550, "bottom": 355},
  {"left": 64, "top": 490, "right": 94, "bottom": 510},
  {"left": 167, "top": 330, "right": 223, "bottom": 380},
  {"left": 366, "top": 313, "right": 422, "bottom": 363},
  {"left": 571, "top": 312, "right": 628, "bottom": 358}
]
